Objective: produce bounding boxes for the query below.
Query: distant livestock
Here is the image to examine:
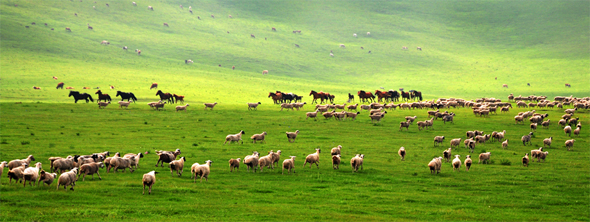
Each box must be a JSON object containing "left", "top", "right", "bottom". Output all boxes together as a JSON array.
[
  {"left": 150, "top": 83, "right": 158, "bottom": 90},
  {"left": 417, "top": 47, "right": 422, "bottom": 51},
  {"left": 163, "top": 23, "right": 169, "bottom": 27},
  {"left": 340, "top": 44, "right": 345, "bottom": 48},
  {"left": 65, "top": 27, "right": 71, "bottom": 31},
  {"left": 262, "top": 70, "right": 268, "bottom": 75},
  {"left": 503, "top": 84, "right": 508, "bottom": 88},
  {"left": 148, "top": 6, "right": 153, "bottom": 10}
]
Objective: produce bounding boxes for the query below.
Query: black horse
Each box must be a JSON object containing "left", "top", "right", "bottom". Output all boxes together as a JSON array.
[
  {"left": 116, "top": 91, "right": 138, "bottom": 102},
  {"left": 388, "top": 90, "right": 400, "bottom": 102},
  {"left": 156, "top": 90, "right": 174, "bottom": 104},
  {"left": 348, "top": 93, "right": 355, "bottom": 102},
  {"left": 69, "top": 91, "right": 94, "bottom": 103},
  {"left": 410, "top": 90, "right": 423, "bottom": 101}
]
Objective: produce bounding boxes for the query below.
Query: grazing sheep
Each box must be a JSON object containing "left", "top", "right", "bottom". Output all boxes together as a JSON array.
[
  {"left": 8, "top": 155, "right": 35, "bottom": 170},
  {"left": 537, "top": 151, "right": 549, "bottom": 162},
  {"left": 243, "top": 152, "right": 260, "bottom": 172},
  {"left": 543, "top": 137, "right": 552, "bottom": 148},
  {"left": 306, "top": 109, "right": 320, "bottom": 120},
  {"left": 443, "top": 148, "right": 452, "bottom": 163},
  {"left": 399, "top": 120, "right": 411, "bottom": 131},
  {"left": 502, "top": 139, "right": 509, "bottom": 149},
  {"left": 367, "top": 32, "right": 371, "bottom": 36},
  {"left": 169, "top": 156, "right": 186, "bottom": 177},
  {"left": 286, "top": 130, "right": 300, "bottom": 143},
  {"left": 250, "top": 131, "right": 267, "bottom": 143},
  {"left": 452, "top": 155, "right": 461, "bottom": 172},
  {"left": 340, "top": 44, "right": 345, "bottom": 48},
  {"left": 148, "top": 6, "right": 153, "bottom": 10},
  {"left": 229, "top": 158, "right": 240, "bottom": 172},
  {"left": 225, "top": 130, "right": 245, "bottom": 144},
  {"left": 78, "top": 162, "right": 104, "bottom": 181},
  {"left": 521, "top": 132, "right": 533, "bottom": 145},
  {"left": 478, "top": 152, "right": 491, "bottom": 164},
  {"left": 304, "top": 148, "right": 321, "bottom": 168},
  {"left": 248, "top": 102, "right": 261, "bottom": 110},
  {"left": 398, "top": 147, "right": 406, "bottom": 161},
  {"left": 23, "top": 162, "right": 42, "bottom": 187},
  {"left": 331, "top": 145, "right": 342, "bottom": 155},
  {"left": 522, "top": 153, "right": 530, "bottom": 167},
  {"left": 351, "top": 154, "right": 364, "bottom": 172},
  {"left": 175, "top": 104, "right": 189, "bottom": 111},
  {"left": 155, "top": 149, "right": 181, "bottom": 167},
  {"left": 464, "top": 155, "right": 472, "bottom": 171},
  {"left": 564, "top": 125, "right": 572, "bottom": 136},
  {"left": 565, "top": 139, "right": 575, "bottom": 151},
  {"left": 204, "top": 102, "right": 218, "bottom": 110},
  {"left": 57, "top": 168, "right": 78, "bottom": 191},
  {"left": 38, "top": 170, "right": 57, "bottom": 186},
  {"left": 192, "top": 160, "right": 212, "bottom": 182},
  {"left": 434, "top": 136, "right": 445, "bottom": 146},
  {"left": 332, "top": 155, "right": 341, "bottom": 169},
  {"left": 282, "top": 156, "right": 296, "bottom": 174},
  {"left": 142, "top": 171, "right": 158, "bottom": 194},
  {"left": 450, "top": 138, "right": 462, "bottom": 148},
  {"left": 262, "top": 70, "right": 268, "bottom": 75},
  {"left": 428, "top": 157, "right": 443, "bottom": 174}
]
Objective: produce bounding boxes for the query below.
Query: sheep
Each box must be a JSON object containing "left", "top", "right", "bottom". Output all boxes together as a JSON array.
[
  {"left": 293, "top": 102, "right": 306, "bottom": 110},
  {"left": 514, "top": 115, "right": 524, "bottom": 124},
  {"left": 23, "top": 162, "right": 42, "bottom": 187},
  {"left": 405, "top": 116, "right": 417, "bottom": 124},
  {"left": 564, "top": 125, "right": 572, "bottom": 136},
  {"left": 175, "top": 104, "right": 189, "bottom": 111},
  {"left": 331, "top": 145, "right": 342, "bottom": 155},
  {"left": 148, "top": 6, "right": 153, "bottom": 10},
  {"left": 250, "top": 131, "right": 267, "bottom": 143},
  {"left": 169, "top": 156, "right": 186, "bottom": 177},
  {"left": 118, "top": 100, "right": 133, "bottom": 108},
  {"left": 475, "top": 134, "right": 491, "bottom": 144},
  {"left": 78, "top": 162, "right": 104, "bottom": 181},
  {"left": 347, "top": 104, "right": 358, "bottom": 111},
  {"left": 280, "top": 103, "right": 294, "bottom": 111},
  {"left": 399, "top": 120, "right": 411, "bottom": 131},
  {"left": 478, "top": 152, "right": 491, "bottom": 164},
  {"left": 502, "top": 139, "right": 509, "bottom": 149},
  {"left": 565, "top": 139, "right": 575, "bottom": 151},
  {"left": 370, "top": 113, "right": 385, "bottom": 123},
  {"left": 104, "top": 152, "right": 120, "bottom": 172},
  {"left": 111, "top": 156, "right": 136, "bottom": 173},
  {"left": 353, "top": 33, "right": 357, "bottom": 37},
  {"left": 8, "top": 155, "right": 35, "bottom": 170},
  {"left": 351, "top": 154, "right": 364, "bottom": 172},
  {"left": 370, "top": 108, "right": 384, "bottom": 115},
  {"left": 521, "top": 132, "right": 533, "bottom": 145},
  {"left": 543, "top": 137, "right": 553, "bottom": 148},
  {"left": 537, "top": 151, "right": 549, "bottom": 162},
  {"left": 38, "top": 170, "right": 57, "bottom": 186},
  {"left": 286, "top": 130, "right": 300, "bottom": 143},
  {"left": 332, "top": 155, "right": 341, "bottom": 169},
  {"left": 530, "top": 147, "right": 543, "bottom": 159},
  {"left": 493, "top": 130, "right": 506, "bottom": 142},
  {"left": 258, "top": 152, "right": 274, "bottom": 172},
  {"left": 155, "top": 149, "right": 181, "bottom": 167},
  {"left": 243, "top": 152, "right": 260, "bottom": 172},
  {"left": 558, "top": 119, "right": 567, "bottom": 128},
  {"left": 123, "top": 153, "right": 144, "bottom": 170},
  {"left": 192, "top": 160, "right": 212, "bottom": 182},
  {"left": 464, "top": 155, "right": 472, "bottom": 171},
  {"left": 57, "top": 168, "right": 78, "bottom": 191},
  {"left": 340, "top": 44, "right": 345, "bottom": 48},
  {"left": 306, "top": 109, "right": 320, "bottom": 120},
  {"left": 428, "top": 157, "right": 442, "bottom": 174},
  {"left": 574, "top": 126, "right": 581, "bottom": 137},
  {"left": 443, "top": 148, "right": 452, "bottom": 163},
  {"left": 334, "top": 103, "right": 347, "bottom": 110},
  {"left": 248, "top": 102, "right": 261, "bottom": 110},
  {"left": 204, "top": 102, "right": 218, "bottom": 110},
  {"left": 345, "top": 111, "right": 360, "bottom": 120},
  {"left": 271, "top": 150, "right": 281, "bottom": 168},
  {"left": 522, "top": 153, "right": 529, "bottom": 167},
  {"left": 367, "top": 32, "right": 371, "bottom": 36},
  {"left": 530, "top": 123, "right": 537, "bottom": 131},
  {"left": 7, "top": 163, "right": 27, "bottom": 184},
  {"left": 282, "top": 156, "right": 296, "bottom": 174},
  {"left": 393, "top": 147, "right": 406, "bottom": 161},
  {"left": 434, "top": 136, "right": 445, "bottom": 146},
  {"left": 142, "top": 171, "right": 158, "bottom": 195},
  {"left": 360, "top": 104, "right": 371, "bottom": 110},
  {"left": 229, "top": 158, "right": 241, "bottom": 172},
  {"left": 304, "top": 148, "right": 321, "bottom": 168},
  {"left": 452, "top": 155, "right": 461, "bottom": 172},
  {"left": 448, "top": 138, "right": 462, "bottom": 148},
  {"left": 153, "top": 102, "right": 166, "bottom": 110},
  {"left": 262, "top": 70, "right": 269, "bottom": 75},
  {"left": 0, "top": 161, "right": 6, "bottom": 179},
  {"left": 224, "top": 130, "right": 245, "bottom": 144},
  {"left": 322, "top": 111, "right": 335, "bottom": 119}
]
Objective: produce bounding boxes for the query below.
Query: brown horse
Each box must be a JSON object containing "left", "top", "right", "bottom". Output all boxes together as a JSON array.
[
  {"left": 411, "top": 91, "right": 423, "bottom": 101},
  {"left": 400, "top": 91, "right": 411, "bottom": 101},
  {"left": 325, "top": 93, "right": 335, "bottom": 103},
  {"left": 173, "top": 94, "right": 185, "bottom": 103},
  {"left": 156, "top": 90, "right": 174, "bottom": 103},
  {"left": 375, "top": 90, "right": 390, "bottom": 103},
  {"left": 268, "top": 92, "right": 281, "bottom": 104},
  {"left": 150, "top": 83, "right": 158, "bottom": 90},
  {"left": 309, "top": 90, "right": 327, "bottom": 104},
  {"left": 95, "top": 90, "right": 112, "bottom": 102},
  {"left": 357, "top": 90, "right": 375, "bottom": 103},
  {"left": 56, "top": 82, "right": 64, "bottom": 89}
]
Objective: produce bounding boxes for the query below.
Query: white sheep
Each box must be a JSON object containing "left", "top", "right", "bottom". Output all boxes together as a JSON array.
[
  {"left": 243, "top": 152, "right": 260, "bottom": 172},
  {"left": 142, "top": 171, "right": 158, "bottom": 195},
  {"left": 111, "top": 156, "right": 136, "bottom": 173},
  {"left": 531, "top": 147, "right": 543, "bottom": 159},
  {"left": 78, "top": 162, "right": 104, "bottom": 181},
  {"left": 248, "top": 102, "right": 261, "bottom": 110},
  {"left": 23, "top": 162, "right": 42, "bottom": 187},
  {"left": 306, "top": 110, "right": 320, "bottom": 120},
  {"left": 229, "top": 158, "right": 241, "bottom": 172},
  {"left": 574, "top": 126, "right": 581, "bottom": 137},
  {"left": 282, "top": 156, "right": 296, "bottom": 174},
  {"left": 330, "top": 145, "right": 342, "bottom": 156},
  {"left": 543, "top": 137, "right": 553, "bottom": 148},
  {"left": 204, "top": 102, "right": 218, "bottom": 110},
  {"left": 286, "top": 130, "right": 300, "bottom": 143},
  {"left": 280, "top": 103, "right": 294, "bottom": 111},
  {"left": 345, "top": 111, "right": 360, "bottom": 120},
  {"left": 564, "top": 125, "right": 572, "bottom": 137},
  {"left": 478, "top": 152, "right": 491, "bottom": 164},
  {"left": 271, "top": 150, "right": 282, "bottom": 168},
  {"left": 332, "top": 154, "right": 341, "bottom": 169},
  {"left": 398, "top": 147, "right": 406, "bottom": 161},
  {"left": 443, "top": 148, "right": 452, "bottom": 163},
  {"left": 304, "top": 148, "right": 321, "bottom": 168},
  {"left": 428, "top": 157, "right": 442, "bottom": 174},
  {"left": 118, "top": 100, "right": 133, "bottom": 108},
  {"left": 57, "top": 167, "right": 78, "bottom": 191},
  {"left": 97, "top": 101, "right": 111, "bottom": 109},
  {"left": 433, "top": 136, "right": 445, "bottom": 146},
  {"left": 464, "top": 155, "right": 472, "bottom": 171},
  {"left": 452, "top": 155, "right": 461, "bottom": 171},
  {"left": 353, "top": 33, "right": 357, "bottom": 38},
  {"left": 123, "top": 153, "right": 144, "bottom": 170},
  {"left": 522, "top": 153, "right": 529, "bottom": 167},
  {"left": 169, "top": 156, "right": 186, "bottom": 177},
  {"left": 38, "top": 170, "right": 57, "bottom": 186},
  {"left": 175, "top": 104, "right": 189, "bottom": 112},
  {"left": 258, "top": 153, "right": 273, "bottom": 172},
  {"left": 8, "top": 155, "right": 35, "bottom": 170},
  {"left": 0, "top": 161, "right": 7, "bottom": 179},
  {"left": 370, "top": 113, "right": 385, "bottom": 123},
  {"left": 192, "top": 160, "right": 212, "bottom": 182},
  {"left": 502, "top": 139, "right": 509, "bottom": 149},
  {"left": 565, "top": 139, "right": 575, "bottom": 151},
  {"left": 537, "top": 151, "right": 549, "bottom": 162},
  {"left": 351, "top": 154, "right": 364, "bottom": 172},
  {"left": 224, "top": 130, "right": 245, "bottom": 144},
  {"left": 450, "top": 138, "right": 462, "bottom": 148},
  {"left": 250, "top": 132, "right": 267, "bottom": 143}
]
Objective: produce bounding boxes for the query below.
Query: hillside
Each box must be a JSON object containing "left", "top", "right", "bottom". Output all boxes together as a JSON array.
[{"left": 1, "top": 0, "right": 589, "bottom": 103}]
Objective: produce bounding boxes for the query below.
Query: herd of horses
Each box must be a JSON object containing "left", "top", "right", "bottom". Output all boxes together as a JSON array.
[
  {"left": 68, "top": 90, "right": 140, "bottom": 103},
  {"left": 299, "top": 90, "right": 422, "bottom": 104},
  {"left": 268, "top": 91, "right": 304, "bottom": 104}
]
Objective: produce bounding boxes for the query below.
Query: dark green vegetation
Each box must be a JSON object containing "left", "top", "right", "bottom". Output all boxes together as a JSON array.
[{"left": 1, "top": 0, "right": 589, "bottom": 221}]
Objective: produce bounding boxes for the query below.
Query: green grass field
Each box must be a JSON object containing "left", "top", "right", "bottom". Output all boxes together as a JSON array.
[{"left": 1, "top": 0, "right": 589, "bottom": 221}]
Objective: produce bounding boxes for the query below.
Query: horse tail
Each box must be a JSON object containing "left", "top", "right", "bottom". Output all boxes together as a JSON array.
[
  {"left": 131, "top": 93, "right": 137, "bottom": 102},
  {"left": 88, "top": 95, "right": 94, "bottom": 102},
  {"left": 419, "top": 94, "right": 423, "bottom": 101},
  {"left": 107, "top": 95, "right": 112, "bottom": 101}
]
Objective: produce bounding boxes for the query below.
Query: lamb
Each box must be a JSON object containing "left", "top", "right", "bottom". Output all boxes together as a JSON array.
[
  {"left": 530, "top": 123, "right": 537, "bottom": 131},
  {"left": 23, "top": 162, "right": 42, "bottom": 187},
  {"left": 118, "top": 100, "right": 133, "bottom": 108},
  {"left": 433, "top": 136, "right": 445, "bottom": 146},
  {"left": 331, "top": 145, "right": 342, "bottom": 155},
  {"left": 502, "top": 139, "right": 509, "bottom": 149},
  {"left": 450, "top": 138, "right": 462, "bottom": 148},
  {"left": 7, "top": 163, "right": 27, "bottom": 184},
  {"left": 452, "top": 155, "right": 461, "bottom": 172},
  {"left": 224, "top": 130, "right": 245, "bottom": 144},
  {"left": 248, "top": 102, "right": 261, "bottom": 110},
  {"left": 262, "top": 70, "right": 268, "bottom": 75},
  {"left": 243, "top": 152, "right": 260, "bottom": 172},
  {"left": 282, "top": 156, "right": 296, "bottom": 174},
  {"left": 229, "top": 158, "right": 241, "bottom": 172},
  {"left": 360, "top": 105, "right": 371, "bottom": 110},
  {"left": 514, "top": 115, "right": 524, "bottom": 124},
  {"left": 192, "top": 160, "right": 212, "bottom": 182},
  {"left": 304, "top": 148, "right": 321, "bottom": 168},
  {"left": 531, "top": 147, "right": 543, "bottom": 159},
  {"left": 169, "top": 156, "right": 186, "bottom": 177},
  {"left": 558, "top": 119, "right": 567, "bottom": 128},
  {"left": 204, "top": 102, "right": 218, "bottom": 110},
  {"left": 258, "top": 152, "right": 274, "bottom": 172},
  {"left": 543, "top": 137, "right": 552, "bottom": 148},
  {"left": 398, "top": 147, "right": 406, "bottom": 161},
  {"left": 405, "top": 116, "right": 417, "bottom": 124},
  {"left": 428, "top": 157, "right": 442, "bottom": 174},
  {"left": 332, "top": 155, "right": 341, "bottom": 169},
  {"left": 521, "top": 132, "right": 533, "bottom": 145},
  {"left": 104, "top": 152, "right": 120, "bottom": 172},
  {"left": 111, "top": 156, "right": 136, "bottom": 173},
  {"left": 97, "top": 101, "right": 110, "bottom": 109},
  {"left": 574, "top": 126, "right": 581, "bottom": 137},
  {"left": 347, "top": 104, "right": 358, "bottom": 111},
  {"left": 565, "top": 139, "right": 575, "bottom": 151},
  {"left": 370, "top": 113, "right": 385, "bottom": 123},
  {"left": 270, "top": 150, "right": 282, "bottom": 168},
  {"left": 286, "top": 130, "right": 300, "bottom": 143},
  {"left": 306, "top": 110, "right": 320, "bottom": 120},
  {"left": 537, "top": 151, "right": 549, "bottom": 162},
  {"left": 474, "top": 134, "right": 491, "bottom": 144},
  {"left": 175, "top": 104, "right": 189, "bottom": 111},
  {"left": 351, "top": 154, "right": 364, "bottom": 172},
  {"left": 399, "top": 120, "right": 411, "bottom": 131},
  {"left": 123, "top": 153, "right": 144, "bottom": 170},
  {"left": 522, "top": 153, "right": 529, "bottom": 167},
  {"left": 8, "top": 155, "right": 35, "bottom": 170},
  {"left": 464, "top": 155, "right": 472, "bottom": 171},
  {"left": 345, "top": 111, "right": 361, "bottom": 120},
  {"left": 155, "top": 149, "right": 181, "bottom": 167},
  {"left": 142, "top": 171, "right": 158, "bottom": 194},
  {"left": 478, "top": 152, "right": 491, "bottom": 164},
  {"left": 443, "top": 148, "right": 452, "bottom": 163},
  {"left": 78, "top": 162, "right": 104, "bottom": 181},
  {"left": 38, "top": 170, "right": 57, "bottom": 186},
  {"left": 250, "top": 131, "right": 267, "bottom": 143},
  {"left": 564, "top": 125, "right": 572, "bottom": 136},
  {"left": 57, "top": 168, "right": 78, "bottom": 191},
  {"left": 280, "top": 103, "right": 294, "bottom": 111},
  {"left": 493, "top": 130, "right": 506, "bottom": 142}
]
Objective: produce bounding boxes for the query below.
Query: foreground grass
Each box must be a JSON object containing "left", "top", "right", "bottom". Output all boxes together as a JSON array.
[{"left": 0, "top": 102, "right": 588, "bottom": 221}]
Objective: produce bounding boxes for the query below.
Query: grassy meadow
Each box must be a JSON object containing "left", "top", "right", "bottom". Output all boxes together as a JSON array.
[{"left": 0, "top": 0, "right": 589, "bottom": 221}]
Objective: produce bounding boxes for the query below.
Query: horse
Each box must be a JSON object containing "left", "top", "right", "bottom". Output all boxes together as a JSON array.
[
  {"left": 565, "top": 83, "right": 571, "bottom": 87},
  {"left": 268, "top": 92, "right": 281, "bottom": 104},
  {"left": 388, "top": 90, "right": 400, "bottom": 102},
  {"left": 375, "top": 90, "right": 390, "bottom": 103},
  {"left": 357, "top": 90, "right": 375, "bottom": 103},
  {"left": 116, "top": 91, "right": 137, "bottom": 102},
  {"left": 150, "top": 83, "right": 158, "bottom": 90},
  {"left": 325, "top": 93, "right": 335, "bottom": 103},
  {"left": 69, "top": 91, "right": 94, "bottom": 103},
  {"left": 156, "top": 90, "right": 174, "bottom": 104},
  {"left": 56, "top": 82, "right": 64, "bottom": 89},
  {"left": 278, "top": 91, "right": 294, "bottom": 103},
  {"left": 348, "top": 93, "right": 355, "bottom": 102},
  {"left": 173, "top": 94, "right": 185, "bottom": 103},
  {"left": 95, "top": 90, "right": 112, "bottom": 102},
  {"left": 411, "top": 91, "right": 423, "bottom": 101},
  {"left": 309, "top": 90, "right": 327, "bottom": 104},
  {"left": 400, "top": 90, "right": 411, "bottom": 101}
]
